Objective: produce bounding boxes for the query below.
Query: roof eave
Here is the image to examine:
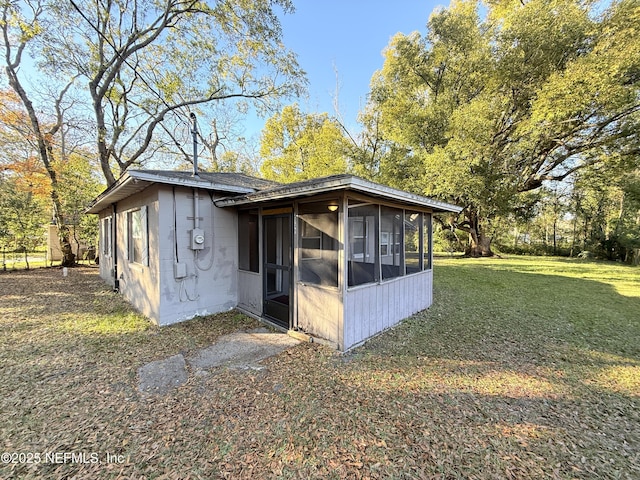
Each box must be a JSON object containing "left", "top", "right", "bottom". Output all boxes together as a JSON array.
[
  {"left": 85, "top": 174, "right": 138, "bottom": 214},
  {"left": 85, "top": 170, "right": 257, "bottom": 214},
  {"left": 215, "top": 176, "right": 463, "bottom": 214}
]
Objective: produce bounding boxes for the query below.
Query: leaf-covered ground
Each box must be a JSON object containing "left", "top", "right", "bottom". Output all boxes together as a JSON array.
[{"left": 1, "top": 258, "right": 638, "bottom": 479}]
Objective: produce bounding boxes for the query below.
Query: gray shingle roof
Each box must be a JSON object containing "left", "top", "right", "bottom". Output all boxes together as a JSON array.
[
  {"left": 86, "top": 169, "right": 279, "bottom": 213},
  {"left": 135, "top": 170, "right": 279, "bottom": 191},
  {"left": 215, "top": 174, "right": 462, "bottom": 213},
  {"left": 86, "top": 170, "right": 461, "bottom": 215}
]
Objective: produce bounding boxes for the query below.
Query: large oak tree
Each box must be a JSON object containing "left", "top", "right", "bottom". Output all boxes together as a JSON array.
[
  {"left": 362, "top": 0, "right": 640, "bottom": 256},
  {"left": 260, "top": 103, "right": 349, "bottom": 182}
]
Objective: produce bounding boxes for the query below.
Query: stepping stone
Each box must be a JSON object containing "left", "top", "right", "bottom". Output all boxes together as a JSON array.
[{"left": 137, "top": 354, "right": 188, "bottom": 395}]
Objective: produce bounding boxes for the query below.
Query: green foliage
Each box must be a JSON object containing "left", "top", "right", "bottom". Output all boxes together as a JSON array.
[
  {"left": 572, "top": 166, "right": 640, "bottom": 262},
  {"left": 3, "top": 0, "right": 305, "bottom": 186},
  {"left": 216, "top": 150, "right": 260, "bottom": 175},
  {"left": 260, "top": 104, "right": 349, "bottom": 182},
  {"left": 0, "top": 174, "right": 47, "bottom": 256},
  {"left": 361, "top": 0, "right": 640, "bottom": 256},
  {"left": 52, "top": 153, "right": 104, "bottom": 249}
]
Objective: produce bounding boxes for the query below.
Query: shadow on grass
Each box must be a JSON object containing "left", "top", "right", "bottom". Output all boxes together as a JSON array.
[
  {"left": 365, "top": 259, "right": 639, "bottom": 361},
  {"left": 334, "top": 259, "right": 640, "bottom": 476},
  {"left": 1, "top": 261, "right": 638, "bottom": 479}
]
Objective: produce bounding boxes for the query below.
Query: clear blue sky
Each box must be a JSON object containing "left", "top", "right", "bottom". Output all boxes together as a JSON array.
[{"left": 271, "top": 0, "right": 444, "bottom": 132}]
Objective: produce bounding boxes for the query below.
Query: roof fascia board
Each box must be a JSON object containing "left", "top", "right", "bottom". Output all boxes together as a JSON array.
[
  {"left": 349, "top": 177, "right": 462, "bottom": 213},
  {"left": 214, "top": 177, "right": 352, "bottom": 207},
  {"left": 216, "top": 176, "right": 463, "bottom": 213},
  {"left": 85, "top": 173, "right": 137, "bottom": 214},
  {"left": 86, "top": 170, "right": 260, "bottom": 214}
]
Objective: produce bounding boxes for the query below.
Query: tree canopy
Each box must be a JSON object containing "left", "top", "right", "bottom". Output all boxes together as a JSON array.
[
  {"left": 361, "top": 0, "right": 640, "bottom": 256},
  {"left": 2, "top": 0, "right": 304, "bottom": 265},
  {"left": 260, "top": 103, "right": 349, "bottom": 182},
  {"left": 2, "top": 0, "right": 305, "bottom": 185},
  {"left": 1, "top": 0, "right": 638, "bottom": 264}
]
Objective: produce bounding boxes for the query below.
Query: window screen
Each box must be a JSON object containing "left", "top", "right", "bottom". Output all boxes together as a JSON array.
[
  {"left": 404, "top": 211, "right": 422, "bottom": 274},
  {"left": 423, "top": 213, "right": 432, "bottom": 270},
  {"left": 380, "top": 206, "right": 403, "bottom": 280},
  {"left": 238, "top": 210, "right": 259, "bottom": 272},
  {"left": 298, "top": 202, "right": 338, "bottom": 287},
  {"left": 348, "top": 204, "right": 378, "bottom": 286}
]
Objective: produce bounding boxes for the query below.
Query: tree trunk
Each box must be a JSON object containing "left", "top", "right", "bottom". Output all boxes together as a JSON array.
[
  {"left": 5, "top": 51, "right": 76, "bottom": 266},
  {"left": 461, "top": 207, "right": 495, "bottom": 257},
  {"left": 466, "top": 232, "right": 494, "bottom": 257},
  {"left": 57, "top": 223, "right": 76, "bottom": 267}
]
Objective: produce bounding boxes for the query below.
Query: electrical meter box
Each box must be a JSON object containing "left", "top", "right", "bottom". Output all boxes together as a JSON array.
[
  {"left": 190, "top": 228, "right": 205, "bottom": 250},
  {"left": 174, "top": 262, "right": 187, "bottom": 279}
]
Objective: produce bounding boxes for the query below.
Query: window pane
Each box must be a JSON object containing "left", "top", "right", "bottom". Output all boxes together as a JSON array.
[
  {"left": 348, "top": 205, "right": 378, "bottom": 286},
  {"left": 380, "top": 206, "right": 403, "bottom": 280},
  {"left": 238, "top": 210, "right": 259, "bottom": 272},
  {"left": 132, "top": 211, "right": 142, "bottom": 263},
  {"left": 102, "top": 217, "right": 112, "bottom": 257},
  {"left": 405, "top": 211, "right": 422, "bottom": 274},
  {"left": 127, "top": 207, "right": 148, "bottom": 265},
  {"left": 298, "top": 202, "right": 338, "bottom": 287},
  {"left": 423, "top": 213, "right": 432, "bottom": 270}
]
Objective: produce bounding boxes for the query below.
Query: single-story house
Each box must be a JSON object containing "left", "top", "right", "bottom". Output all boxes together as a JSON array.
[{"left": 86, "top": 170, "right": 461, "bottom": 351}]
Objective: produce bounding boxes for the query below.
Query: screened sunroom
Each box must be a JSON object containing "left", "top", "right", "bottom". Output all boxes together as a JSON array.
[{"left": 216, "top": 174, "right": 461, "bottom": 351}]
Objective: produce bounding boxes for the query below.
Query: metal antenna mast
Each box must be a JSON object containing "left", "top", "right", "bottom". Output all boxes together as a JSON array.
[{"left": 190, "top": 112, "right": 199, "bottom": 177}]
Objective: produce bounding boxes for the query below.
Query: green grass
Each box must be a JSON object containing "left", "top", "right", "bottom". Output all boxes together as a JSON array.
[{"left": 0, "top": 258, "right": 638, "bottom": 479}]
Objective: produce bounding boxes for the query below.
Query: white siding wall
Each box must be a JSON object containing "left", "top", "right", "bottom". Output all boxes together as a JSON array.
[
  {"left": 343, "top": 270, "right": 433, "bottom": 350},
  {"left": 157, "top": 187, "right": 238, "bottom": 325}
]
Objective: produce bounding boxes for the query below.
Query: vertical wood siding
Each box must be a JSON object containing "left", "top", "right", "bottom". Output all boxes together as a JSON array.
[
  {"left": 238, "top": 270, "right": 262, "bottom": 315},
  {"left": 343, "top": 270, "right": 433, "bottom": 350},
  {"left": 297, "top": 284, "right": 342, "bottom": 345}
]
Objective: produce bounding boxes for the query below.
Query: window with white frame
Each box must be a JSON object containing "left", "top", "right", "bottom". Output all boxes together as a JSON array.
[
  {"left": 101, "top": 216, "right": 112, "bottom": 257},
  {"left": 127, "top": 206, "right": 148, "bottom": 265}
]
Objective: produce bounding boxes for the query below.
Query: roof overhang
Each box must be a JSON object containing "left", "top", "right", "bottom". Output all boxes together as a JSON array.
[
  {"left": 86, "top": 170, "right": 256, "bottom": 214},
  {"left": 215, "top": 175, "right": 463, "bottom": 214}
]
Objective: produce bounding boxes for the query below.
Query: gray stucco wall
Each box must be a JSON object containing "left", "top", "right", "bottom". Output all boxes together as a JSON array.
[
  {"left": 156, "top": 186, "right": 238, "bottom": 325},
  {"left": 96, "top": 184, "right": 240, "bottom": 326}
]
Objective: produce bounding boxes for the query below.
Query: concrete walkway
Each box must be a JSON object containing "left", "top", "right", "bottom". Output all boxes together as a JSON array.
[{"left": 137, "top": 328, "right": 300, "bottom": 395}]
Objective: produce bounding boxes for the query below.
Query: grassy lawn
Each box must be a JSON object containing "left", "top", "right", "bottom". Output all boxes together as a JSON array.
[{"left": 1, "top": 258, "right": 638, "bottom": 479}]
